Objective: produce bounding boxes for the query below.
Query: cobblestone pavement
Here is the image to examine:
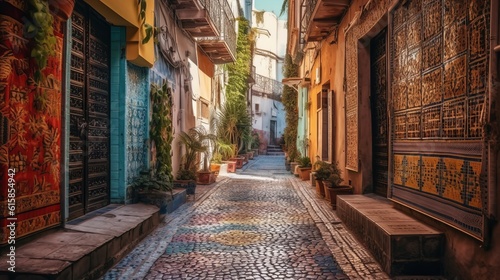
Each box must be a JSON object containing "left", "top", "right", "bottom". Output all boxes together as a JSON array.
[{"left": 102, "top": 156, "right": 389, "bottom": 280}]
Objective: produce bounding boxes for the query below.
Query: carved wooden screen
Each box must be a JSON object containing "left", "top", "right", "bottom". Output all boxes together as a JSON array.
[
  {"left": 69, "top": 2, "right": 110, "bottom": 219},
  {"left": 389, "top": 0, "right": 489, "bottom": 240},
  {"left": 371, "top": 28, "right": 388, "bottom": 197}
]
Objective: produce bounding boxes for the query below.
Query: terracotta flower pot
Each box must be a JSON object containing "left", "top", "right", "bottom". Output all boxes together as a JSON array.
[
  {"left": 230, "top": 157, "right": 244, "bottom": 169},
  {"left": 324, "top": 183, "right": 353, "bottom": 209},
  {"left": 315, "top": 180, "right": 325, "bottom": 197},
  {"left": 223, "top": 161, "right": 237, "bottom": 172},
  {"left": 298, "top": 167, "right": 312, "bottom": 181},
  {"left": 196, "top": 170, "right": 216, "bottom": 185}
]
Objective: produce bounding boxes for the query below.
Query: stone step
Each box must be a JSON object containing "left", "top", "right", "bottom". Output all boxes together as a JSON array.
[
  {"left": 0, "top": 204, "right": 161, "bottom": 280},
  {"left": 336, "top": 195, "right": 444, "bottom": 277}
]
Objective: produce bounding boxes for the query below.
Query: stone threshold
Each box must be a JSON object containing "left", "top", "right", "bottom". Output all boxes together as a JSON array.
[
  {"left": 0, "top": 203, "right": 161, "bottom": 280},
  {"left": 337, "top": 194, "right": 444, "bottom": 277}
]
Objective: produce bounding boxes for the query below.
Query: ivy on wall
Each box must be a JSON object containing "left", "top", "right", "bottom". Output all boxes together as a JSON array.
[
  {"left": 282, "top": 54, "right": 299, "bottom": 161},
  {"left": 150, "top": 80, "right": 174, "bottom": 182},
  {"left": 220, "top": 16, "right": 253, "bottom": 152},
  {"left": 226, "top": 16, "right": 252, "bottom": 104},
  {"left": 23, "top": 0, "right": 56, "bottom": 83}
]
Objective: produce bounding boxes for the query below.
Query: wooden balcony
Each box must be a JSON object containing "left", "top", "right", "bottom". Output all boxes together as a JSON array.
[
  {"left": 301, "top": 0, "right": 349, "bottom": 42},
  {"left": 172, "top": 0, "right": 236, "bottom": 63}
]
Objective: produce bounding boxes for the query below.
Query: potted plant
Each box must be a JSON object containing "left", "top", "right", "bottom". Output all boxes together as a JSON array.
[
  {"left": 290, "top": 156, "right": 299, "bottom": 175},
  {"left": 285, "top": 156, "right": 291, "bottom": 171},
  {"left": 213, "top": 101, "right": 251, "bottom": 169},
  {"left": 323, "top": 161, "right": 353, "bottom": 209},
  {"left": 175, "top": 126, "right": 211, "bottom": 194},
  {"left": 313, "top": 160, "right": 331, "bottom": 198},
  {"left": 213, "top": 139, "right": 236, "bottom": 173},
  {"left": 297, "top": 156, "right": 312, "bottom": 181},
  {"left": 251, "top": 131, "right": 260, "bottom": 157},
  {"left": 184, "top": 126, "right": 218, "bottom": 185},
  {"left": 131, "top": 169, "right": 173, "bottom": 214}
]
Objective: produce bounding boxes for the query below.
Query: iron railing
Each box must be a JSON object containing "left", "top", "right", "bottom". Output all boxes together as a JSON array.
[
  {"left": 253, "top": 73, "right": 283, "bottom": 101},
  {"left": 300, "top": 0, "right": 318, "bottom": 44},
  {"left": 197, "top": 0, "right": 237, "bottom": 60}
]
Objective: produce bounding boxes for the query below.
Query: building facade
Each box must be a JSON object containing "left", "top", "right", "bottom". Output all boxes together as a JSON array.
[
  {"left": 0, "top": 0, "right": 237, "bottom": 246},
  {"left": 251, "top": 10, "right": 286, "bottom": 149},
  {"left": 288, "top": 0, "right": 500, "bottom": 278}
]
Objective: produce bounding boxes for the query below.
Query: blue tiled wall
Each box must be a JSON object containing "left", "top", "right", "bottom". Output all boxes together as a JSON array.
[
  {"left": 109, "top": 27, "right": 150, "bottom": 203},
  {"left": 110, "top": 26, "right": 127, "bottom": 203},
  {"left": 126, "top": 63, "right": 150, "bottom": 187}
]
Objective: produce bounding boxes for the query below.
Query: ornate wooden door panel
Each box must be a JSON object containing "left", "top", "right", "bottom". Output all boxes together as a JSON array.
[
  {"left": 371, "top": 28, "right": 388, "bottom": 197},
  {"left": 68, "top": 2, "right": 110, "bottom": 220}
]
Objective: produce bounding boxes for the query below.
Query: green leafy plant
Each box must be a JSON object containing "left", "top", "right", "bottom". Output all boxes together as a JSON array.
[
  {"left": 313, "top": 161, "right": 332, "bottom": 181},
  {"left": 326, "top": 161, "right": 344, "bottom": 187},
  {"left": 150, "top": 81, "right": 174, "bottom": 183},
  {"left": 176, "top": 169, "right": 196, "bottom": 181},
  {"left": 138, "top": 0, "right": 154, "bottom": 44},
  {"left": 131, "top": 169, "right": 173, "bottom": 192},
  {"left": 177, "top": 126, "right": 216, "bottom": 178},
  {"left": 251, "top": 131, "right": 260, "bottom": 149},
  {"left": 24, "top": 0, "right": 56, "bottom": 83},
  {"left": 297, "top": 156, "right": 312, "bottom": 168},
  {"left": 282, "top": 54, "right": 299, "bottom": 161}
]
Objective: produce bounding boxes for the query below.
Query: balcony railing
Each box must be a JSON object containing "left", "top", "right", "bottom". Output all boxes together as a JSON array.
[
  {"left": 173, "top": 0, "right": 236, "bottom": 63},
  {"left": 252, "top": 73, "right": 283, "bottom": 101},
  {"left": 300, "top": 0, "right": 349, "bottom": 43},
  {"left": 300, "top": 0, "right": 318, "bottom": 43},
  {"left": 196, "top": 0, "right": 236, "bottom": 63}
]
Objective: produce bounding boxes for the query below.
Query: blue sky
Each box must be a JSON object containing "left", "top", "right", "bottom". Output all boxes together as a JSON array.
[{"left": 254, "top": 0, "right": 287, "bottom": 19}]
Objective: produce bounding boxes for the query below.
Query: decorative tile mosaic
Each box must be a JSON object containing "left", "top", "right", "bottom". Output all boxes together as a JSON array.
[{"left": 126, "top": 64, "right": 149, "bottom": 184}]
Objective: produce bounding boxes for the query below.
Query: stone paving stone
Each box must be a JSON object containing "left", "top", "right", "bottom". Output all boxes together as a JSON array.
[{"left": 102, "top": 156, "right": 388, "bottom": 280}]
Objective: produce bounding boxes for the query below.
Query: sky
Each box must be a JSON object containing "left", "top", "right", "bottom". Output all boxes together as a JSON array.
[{"left": 254, "top": 0, "right": 287, "bottom": 19}]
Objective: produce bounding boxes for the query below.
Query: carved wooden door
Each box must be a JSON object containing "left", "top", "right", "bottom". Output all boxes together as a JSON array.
[
  {"left": 371, "top": 28, "right": 388, "bottom": 197},
  {"left": 68, "top": 2, "right": 110, "bottom": 220}
]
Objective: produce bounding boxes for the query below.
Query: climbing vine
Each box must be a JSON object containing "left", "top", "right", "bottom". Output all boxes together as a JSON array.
[
  {"left": 23, "top": 0, "right": 56, "bottom": 83},
  {"left": 220, "top": 16, "right": 253, "bottom": 152},
  {"left": 282, "top": 54, "right": 299, "bottom": 161},
  {"left": 226, "top": 16, "right": 252, "bottom": 104},
  {"left": 150, "top": 81, "right": 174, "bottom": 182},
  {"left": 138, "top": 0, "right": 154, "bottom": 44}
]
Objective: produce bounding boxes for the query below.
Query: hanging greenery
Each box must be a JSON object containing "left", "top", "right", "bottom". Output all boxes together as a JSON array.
[
  {"left": 150, "top": 80, "right": 174, "bottom": 183},
  {"left": 282, "top": 54, "right": 299, "bottom": 161},
  {"left": 23, "top": 0, "right": 56, "bottom": 83},
  {"left": 226, "top": 16, "right": 252, "bottom": 104},
  {"left": 138, "top": 0, "right": 154, "bottom": 44},
  {"left": 221, "top": 16, "right": 254, "bottom": 153}
]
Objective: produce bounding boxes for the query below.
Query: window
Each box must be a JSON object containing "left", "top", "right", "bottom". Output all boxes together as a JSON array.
[{"left": 199, "top": 98, "right": 209, "bottom": 120}]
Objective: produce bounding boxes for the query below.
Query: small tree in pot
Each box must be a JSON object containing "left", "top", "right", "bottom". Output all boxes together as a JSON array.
[
  {"left": 324, "top": 161, "right": 353, "bottom": 209},
  {"left": 313, "top": 160, "right": 331, "bottom": 197},
  {"left": 297, "top": 156, "right": 312, "bottom": 181}
]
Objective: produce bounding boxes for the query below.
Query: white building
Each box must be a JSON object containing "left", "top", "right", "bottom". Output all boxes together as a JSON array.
[{"left": 250, "top": 9, "right": 287, "bottom": 149}]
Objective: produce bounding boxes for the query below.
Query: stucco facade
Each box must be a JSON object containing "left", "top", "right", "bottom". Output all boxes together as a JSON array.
[
  {"left": 0, "top": 0, "right": 237, "bottom": 246},
  {"left": 251, "top": 10, "right": 286, "bottom": 147}
]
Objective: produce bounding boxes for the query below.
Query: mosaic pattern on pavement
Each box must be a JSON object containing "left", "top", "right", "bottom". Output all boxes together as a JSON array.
[{"left": 103, "top": 155, "right": 387, "bottom": 279}]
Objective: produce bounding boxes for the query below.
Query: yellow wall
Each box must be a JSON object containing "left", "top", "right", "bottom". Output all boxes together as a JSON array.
[
  {"left": 85, "top": 0, "right": 155, "bottom": 67},
  {"left": 305, "top": 0, "right": 369, "bottom": 193}
]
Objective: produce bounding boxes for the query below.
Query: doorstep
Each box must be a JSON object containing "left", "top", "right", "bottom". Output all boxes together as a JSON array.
[
  {"left": 337, "top": 194, "right": 444, "bottom": 277},
  {"left": 0, "top": 203, "right": 160, "bottom": 280}
]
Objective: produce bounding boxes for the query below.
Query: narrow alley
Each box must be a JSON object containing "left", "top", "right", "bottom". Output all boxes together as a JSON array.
[{"left": 102, "top": 155, "right": 388, "bottom": 280}]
